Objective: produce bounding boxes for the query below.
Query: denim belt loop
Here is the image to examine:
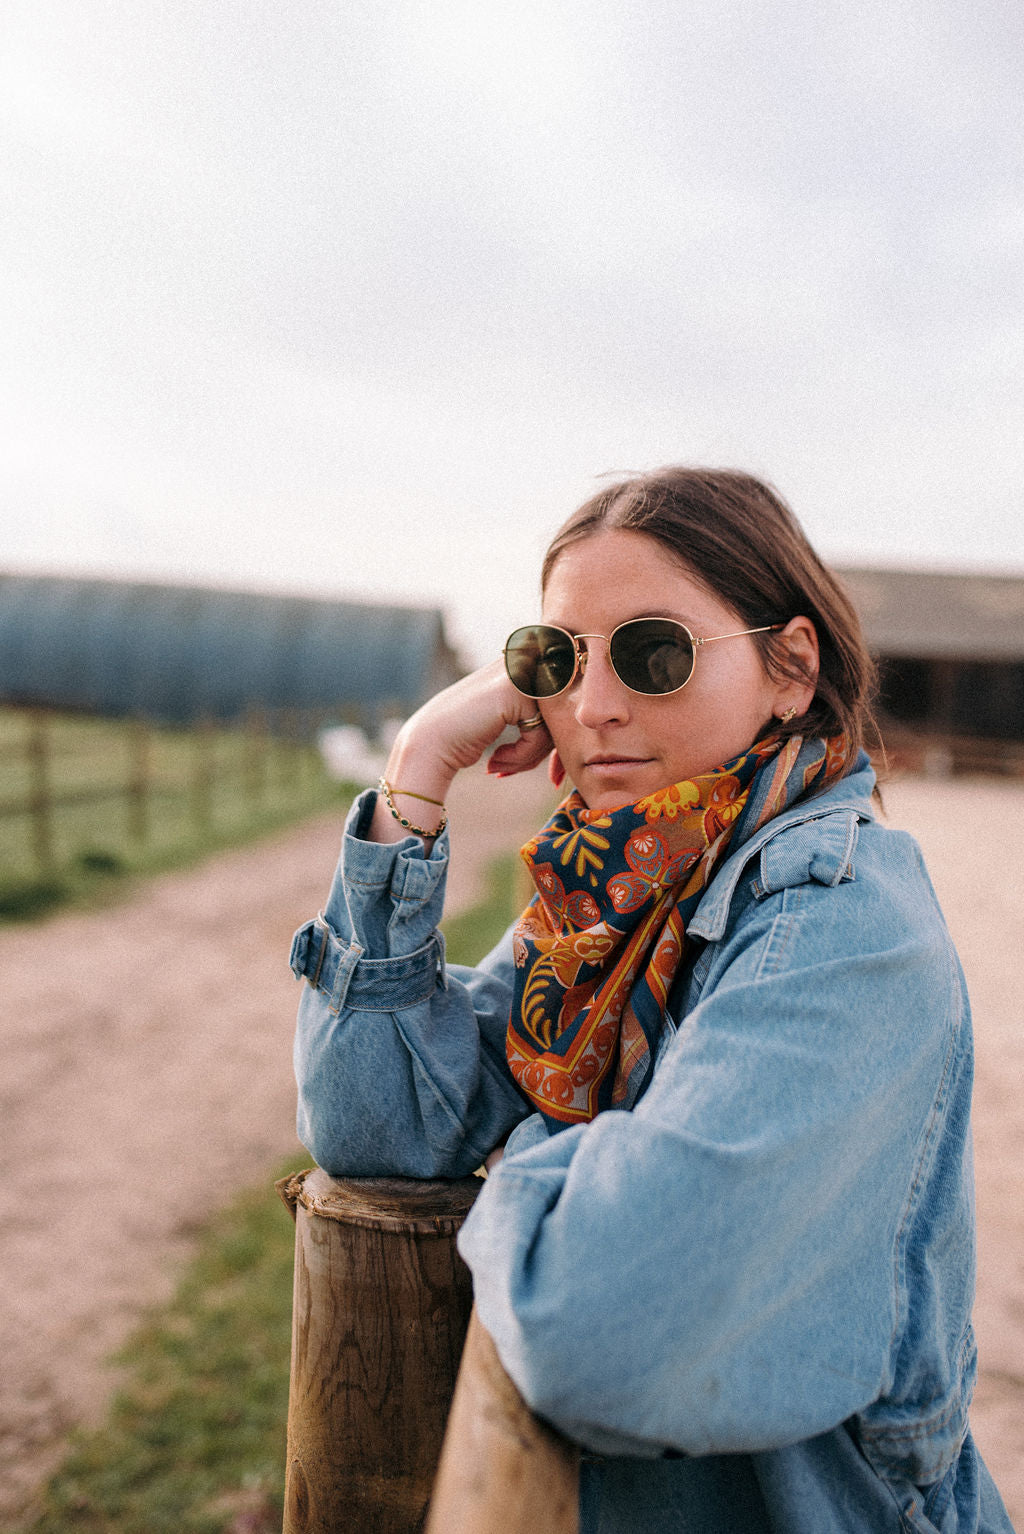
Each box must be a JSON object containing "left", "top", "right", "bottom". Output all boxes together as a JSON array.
[
  {"left": 329, "top": 939, "right": 365, "bottom": 1014},
  {"left": 307, "top": 913, "right": 331, "bottom": 990},
  {"left": 433, "top": 927, "right": 448, "bottom": 990}
]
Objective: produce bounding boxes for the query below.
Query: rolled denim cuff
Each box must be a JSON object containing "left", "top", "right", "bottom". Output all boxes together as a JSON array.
[
  {"left": 290, "top": 914, "right": 448, "bottom": 1014},
  {"left": 322, "top": 787, "right": 450, "bottom": 958}
]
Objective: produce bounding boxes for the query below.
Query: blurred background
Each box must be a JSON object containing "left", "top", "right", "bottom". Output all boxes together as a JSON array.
[
  {"left": 2, "top": 3, "right": 1022, "bottom": 1530},
  {"left": 2, "top": 1, "right": 1022, "bottom": 662}
]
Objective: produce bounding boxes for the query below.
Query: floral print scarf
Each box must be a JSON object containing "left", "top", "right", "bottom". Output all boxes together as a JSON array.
[{"left": 506, "top": 732, "right": 854, "bottom": 1131}]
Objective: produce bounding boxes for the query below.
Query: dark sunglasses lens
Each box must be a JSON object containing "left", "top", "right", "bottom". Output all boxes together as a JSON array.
[
  {"left": 611, "top": 619, "right": 695, "bottom": 694},
  {"left": 504, "top": 626, "right": 577, "bottom": 697}
]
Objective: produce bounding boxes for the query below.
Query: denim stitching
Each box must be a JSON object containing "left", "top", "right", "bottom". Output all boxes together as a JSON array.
[
  {"left": 867, "top": 1462, "right": 927, "bottom": 1534},
  {"left": 922, "top": 1457, "right": 956, "bottom": 1524},
  {"left": 805, "top": 812, "right": 859, "bottom": 887},
  {"left": 328, "top": 940, "right": 364, "bottom": 1014},
  {"left": 340, "top": 938, "right": 446, "bottom": 1011},
  {"left": 345, "top": 977, "right": 442, "bottom": 1012},
  {"left": 293, "top": 916, "right": 446, "bottom": 1011},
  {"left": 754, "top": 886, "right": 804, "bottom": 979},
  {"left": 884, "top": 952, "right": 961, "bottom": 1369},
  {"left": 338, "top": 873, "right": 445, "bottom": 899},
  {"left": 860, "top": 1328, "right": 975, "bottom": 1445}
]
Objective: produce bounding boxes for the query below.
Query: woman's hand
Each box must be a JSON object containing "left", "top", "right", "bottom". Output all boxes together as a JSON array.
[{"left": 368, "top": 660, "right": 553, "bottom": 843}]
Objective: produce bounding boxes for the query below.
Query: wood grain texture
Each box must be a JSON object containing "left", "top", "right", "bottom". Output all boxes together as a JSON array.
[
  {"left": 426, "top": 1309, "right": 580, "bottom": 1534},
  {"left": 283, "top": 1171, "right": 481, "bottom": 1534}
]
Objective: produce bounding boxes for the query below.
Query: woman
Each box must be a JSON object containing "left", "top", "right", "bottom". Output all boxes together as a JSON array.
[{"left": 291, "top": 468, "right": 1013, "bottom": 1532}]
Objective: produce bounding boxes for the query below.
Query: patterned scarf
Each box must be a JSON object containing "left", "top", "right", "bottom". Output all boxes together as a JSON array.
[{"left": 506, "top": 732, "right": 854, "bottom": 1131}]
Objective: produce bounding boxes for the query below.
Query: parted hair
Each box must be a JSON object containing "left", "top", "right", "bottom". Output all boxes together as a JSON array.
[{"left": 541, "top": 466, "right": 879, "bottom": 762}]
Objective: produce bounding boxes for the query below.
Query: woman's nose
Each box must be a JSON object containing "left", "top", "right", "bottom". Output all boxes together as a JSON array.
[{"left": 571, "top": 640, "right": 630, "bottom": 726}]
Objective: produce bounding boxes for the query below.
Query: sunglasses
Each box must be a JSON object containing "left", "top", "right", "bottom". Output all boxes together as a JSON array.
[{"left": 503, "top": 617, "right": 782, "bottom": 699}]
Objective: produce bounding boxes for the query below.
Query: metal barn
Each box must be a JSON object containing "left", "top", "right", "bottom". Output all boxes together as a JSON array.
[
  {"left": 837, "top": 565, "right": 1024, "bottom": 758},
  {"left": 0, "top": 573, "right": 462, "bottom": 731}
]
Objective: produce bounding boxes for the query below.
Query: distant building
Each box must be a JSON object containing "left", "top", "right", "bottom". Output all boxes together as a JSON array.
[
  {"left": 0, "top": 573, "right": 463, "bottom": 732},
  {"left": 837, "top": 565, "right": 1024, "bottom": 755}
]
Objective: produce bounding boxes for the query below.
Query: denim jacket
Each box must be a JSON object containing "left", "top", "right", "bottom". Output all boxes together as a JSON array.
[{"left": 291, "top": 763, "right": 1013, "bottom": 1533}]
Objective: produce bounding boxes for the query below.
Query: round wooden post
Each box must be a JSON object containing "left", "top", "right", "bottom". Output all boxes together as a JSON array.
[
  {"left": 277, "top": 1168, "right": 481, "bottom": 1534},
  {"left": 426, "top": 1309, "right": 580, "bottom": 1534}
]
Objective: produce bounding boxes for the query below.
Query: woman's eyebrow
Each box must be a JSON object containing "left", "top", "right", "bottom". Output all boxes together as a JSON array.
[{"left": 541, "top": 609, "right": 694, "bottom": 634}]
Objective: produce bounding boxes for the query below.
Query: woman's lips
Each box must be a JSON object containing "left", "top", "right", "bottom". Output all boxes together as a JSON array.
[{"left": 584, "top": 756, "right": 653, "bottom": 770}]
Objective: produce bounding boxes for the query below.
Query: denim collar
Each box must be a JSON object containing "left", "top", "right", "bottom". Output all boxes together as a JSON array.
[{"left": 687, "top": 760, "right": 878, "bottom": 943}]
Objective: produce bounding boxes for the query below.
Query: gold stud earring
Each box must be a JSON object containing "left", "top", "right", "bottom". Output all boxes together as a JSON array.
[{"left": 778, "top": 705, "right": 798, "bottom": 724}]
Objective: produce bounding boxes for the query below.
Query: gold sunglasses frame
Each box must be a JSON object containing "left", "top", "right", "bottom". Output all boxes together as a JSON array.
[{"left": 503, "top": 618, "right": 783, "bottom": 699}]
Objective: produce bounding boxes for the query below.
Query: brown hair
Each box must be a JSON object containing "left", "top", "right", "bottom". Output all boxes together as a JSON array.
[{"left": 542, "top": 467, "right": 879, "bottom": 762}]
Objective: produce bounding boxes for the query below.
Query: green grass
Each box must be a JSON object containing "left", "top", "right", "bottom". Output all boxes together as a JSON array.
[
  {"left": 14, "top": 856, "right": 525, "bottom": 1534},
  {"left": 17, "top": 1169, "right": 306, "bottom": 1534},
  {"left": 0, "top": 707, "right": 351, "bottom": 922},
  {"left": 440, "top": 851, "right": 528, "bottom": 962}
]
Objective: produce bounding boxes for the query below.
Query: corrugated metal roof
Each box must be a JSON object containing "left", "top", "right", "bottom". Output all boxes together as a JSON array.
[
  {"left": 0, "top": 573, "right": 461, "bottom": 724},
  {"left": 835, "top": 566, "right": 1024, "bottom": 660}
]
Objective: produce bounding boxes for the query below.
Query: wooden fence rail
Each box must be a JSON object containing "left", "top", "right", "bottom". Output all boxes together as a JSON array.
[
  {"left": 427, "top": 1310, "right": 580, "bottom": 1534},
  {"left": 0, "top": 705, "right": 336, "bottom": 883}
]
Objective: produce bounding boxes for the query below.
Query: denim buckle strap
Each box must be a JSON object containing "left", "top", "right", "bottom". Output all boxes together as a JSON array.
[{"left": 289, "top": 914, "right": 447, "bottom": 1014}]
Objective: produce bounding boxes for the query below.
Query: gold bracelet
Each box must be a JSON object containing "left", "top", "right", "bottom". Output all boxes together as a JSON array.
[
  {"left": 378, "top": 777, "right": 448, "bottom": 838},
  {"left": 388, "top": 785, "right": 446, "bottom": 807}
]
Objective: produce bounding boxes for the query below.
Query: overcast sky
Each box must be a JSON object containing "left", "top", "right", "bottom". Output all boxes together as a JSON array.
[{"left": 2, "top": 1, "right": 1022, "bottom": 662}]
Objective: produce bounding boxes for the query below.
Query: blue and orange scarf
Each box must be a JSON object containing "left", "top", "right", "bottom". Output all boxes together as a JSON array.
[{"left": 506, "top": 733, "right": 854, "bottom": 1131}]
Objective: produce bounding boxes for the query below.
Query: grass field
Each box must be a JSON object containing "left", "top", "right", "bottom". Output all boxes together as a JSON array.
[
  {"left": 0, "top": 707, "right": 348, "bottom": 921},
  {"left": 14, "top": 854, "right": 523, "bottom": 1534}
]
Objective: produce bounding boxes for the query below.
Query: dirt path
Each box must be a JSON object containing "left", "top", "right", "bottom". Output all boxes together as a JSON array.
[
  {"left": 883, "top": 779, "right": 1024, "bottom": 1522},
  {"left": 1, "top": 770, "right": 1021, "bottom": 1526},
  {"left": 0, "top": 766, "right": 555, "bottom": 1527}
]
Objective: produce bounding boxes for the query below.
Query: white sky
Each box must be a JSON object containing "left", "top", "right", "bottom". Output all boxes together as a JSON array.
[{"left": 2, "top": 1, "right": 1022, "bottom": 663}]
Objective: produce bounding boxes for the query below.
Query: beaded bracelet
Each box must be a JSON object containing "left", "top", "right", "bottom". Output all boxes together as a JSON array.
[{"left": 378, "top": 776, "right": 448, "bottom": 838}]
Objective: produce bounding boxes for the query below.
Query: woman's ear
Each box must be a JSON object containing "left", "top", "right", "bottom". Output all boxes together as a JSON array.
[{"left": 773, "top": 617, "right": 819, "bottom": 719}]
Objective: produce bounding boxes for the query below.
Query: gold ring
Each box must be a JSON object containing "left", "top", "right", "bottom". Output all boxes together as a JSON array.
[{"left": 519, "top": 713, "right": 545, "bottom": 730}]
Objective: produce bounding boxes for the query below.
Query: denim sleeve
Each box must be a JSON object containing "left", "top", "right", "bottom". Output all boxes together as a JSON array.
[
  {"left": 292, "top": 789, "right": 530, "bottom": 1178},
  {"left": 458, "top": 829, "right": 973, "bottom": 1459}
]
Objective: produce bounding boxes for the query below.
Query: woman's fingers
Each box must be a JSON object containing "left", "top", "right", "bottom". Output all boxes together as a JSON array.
[
  {"left": 485, "top": 721, "right": 553, "bottom": 778},
  {"left": 386, "top": 659, "right": 546, "bottom": 785}
]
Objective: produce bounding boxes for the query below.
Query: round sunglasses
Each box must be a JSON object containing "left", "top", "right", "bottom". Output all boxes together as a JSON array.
[{"left": 503, "top": 617, "right": 782, "bottom": 699}]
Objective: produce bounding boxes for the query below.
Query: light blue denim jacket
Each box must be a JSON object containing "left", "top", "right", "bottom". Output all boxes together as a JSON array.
[{"left": 291, "top": 763, "right": 1014, "bottom": 1533}]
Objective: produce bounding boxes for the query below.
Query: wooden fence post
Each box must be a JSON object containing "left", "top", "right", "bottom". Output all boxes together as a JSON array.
[
  {"left": 127, "top": 717, "right": 151, "bottom": 845},
  {"left": 425, "top": 1309, "right": 580, "bottom": 1534},
  {"left": 27, "top": 710, "right": 55, "bottom": 876},
  {"left": 277, "top": 1168, "right": 481, "bottom": 1534},
  {"left": 191, "top": 716, "right": 214, "bottom": 833},
  {"left": 244, "top": 706, "right": 269, "bottom": 806}
]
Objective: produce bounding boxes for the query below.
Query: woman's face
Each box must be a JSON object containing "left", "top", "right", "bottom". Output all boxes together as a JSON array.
[{"left": 539, "top": 527, "right": 806, "bottom": 813}]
